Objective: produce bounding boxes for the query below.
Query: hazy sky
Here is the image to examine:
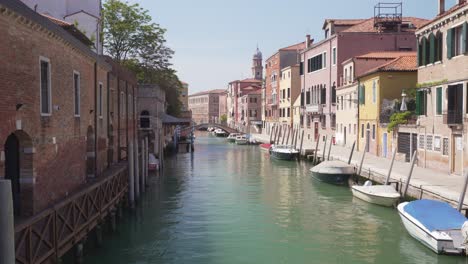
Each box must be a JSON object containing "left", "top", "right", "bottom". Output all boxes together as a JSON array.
[{"left": 131, "top": 0, "right": 455, "bottom": 94}]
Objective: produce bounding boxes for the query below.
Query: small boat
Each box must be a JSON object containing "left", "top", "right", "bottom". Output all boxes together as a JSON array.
[
  {"left": 269, "top": 145, "right": 299, "bottom": 160},
  {"left": 259, "top": 143, "right": 272, "bottom": 152},
  {"left": 398, "top": 199, "right": 468, "bottom": 255},
  {"left": 227, "top": 133, "right": 240, "bottom": 143},
  {"left": 310, "top": 160, "right": 355, "bottom": 185},
  {"left": 214, "top": 129, "right": 228, "bottom": 137},
  {"left": 235, "top": 135, "right": 248, "bottom": 145},
  {"left": 351, "top": 181, "right": 400, "bottom": 207},
  {"left": 207, "top": 127, "right": 215, "bottom": 132}
]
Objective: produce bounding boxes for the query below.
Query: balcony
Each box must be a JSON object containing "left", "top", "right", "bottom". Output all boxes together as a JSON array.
[
  {"left": 305, "top": 104, "right": 322, "bottom": 113},
  {"left": 443, "top": 110, "right": 463, "bottom": 126}
]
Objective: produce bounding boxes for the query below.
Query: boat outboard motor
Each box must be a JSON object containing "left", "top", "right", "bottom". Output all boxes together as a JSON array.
[{"left": 363, "top": 180, "right": 373, "bottom": 187}]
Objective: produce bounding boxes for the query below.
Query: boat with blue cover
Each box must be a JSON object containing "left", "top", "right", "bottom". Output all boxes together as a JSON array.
[{"left": 398, "top": 199, "right": 468, "bottom": 255}]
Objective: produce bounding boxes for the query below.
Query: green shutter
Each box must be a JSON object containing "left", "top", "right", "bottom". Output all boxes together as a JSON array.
[
  {"left": 463, "top": 22, "right": 468, "bottom": 54},
  {"left": 429, "top": 34, "right": 435, "bottom": 64},
  {"left": 447, "top": 28, "right": 453, "bottom": 59},
  {"left": 436, "top": 87, "right": 442, "bottom": 115},
  {"left": 417, "top": 41, "right": 422, "bottom": 66},
  {"left": 421, "top": 37, "right": 427, "bottom": 65},
  {"left": 415, "top": 91, "right": 421, "bottom": 115}
]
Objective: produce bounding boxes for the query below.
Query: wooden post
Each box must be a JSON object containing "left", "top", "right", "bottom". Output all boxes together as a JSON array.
[
  {"left": 322, "top": 135, "right": 328, "bottom": 162},
  {"left": 134, "top": 139, "right": 140, "bottom": 197},
  {"left": 402, "top": 151, "right": 418, "bottom": 198},
  {"left": 275, "top": 126, "right": 280, "bottom": 144},
  {"left": 281, "top": 126, "right": 286, "bottom": 145},
  {"left": 457, "top": 169, "right": 468, "bottom": 212},
  {"left": 299, "top": 130, "right": 305, "bottom": 156},
  {"left": 348, "top": 141, "right": 356, "bottom": 165},
  {"left": 384, "top": 148, "right": 397, "bottom": 185},
  {"left": 358, "top": 140, "right": 368, "bottom": 176},
  {"left": 0, "top": 180, "right": 15, "bottom": 264},
  {"left": 313, "top": 134, "right": 320, "bottom": 164},
  {"left": 293, "top": 129, "right": 299, "bottom": 149},
  {"left": 286, "top": 127, "right": 291, "bottom": 146},
  {"left": 128, "top": 141, "right": 135, "bottom": 208},
  {"left": 327, "top": 136, "right": 333, "bottom": 160},
  {"left": 269, "top": 124, "right": 274, "bottom": 143}
]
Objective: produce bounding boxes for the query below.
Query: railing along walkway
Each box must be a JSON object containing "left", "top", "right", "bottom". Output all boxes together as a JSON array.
[{"left": 14, "top": 163, "right": 128, "bottom": 264}]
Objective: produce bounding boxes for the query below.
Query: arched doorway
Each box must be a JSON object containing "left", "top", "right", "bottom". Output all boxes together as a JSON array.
[
  {"left": 5, "top": 133, "right": 20, "bottom": 216},
  {"left": 86, "top": 126, "right": 95, "bottom": 178}
]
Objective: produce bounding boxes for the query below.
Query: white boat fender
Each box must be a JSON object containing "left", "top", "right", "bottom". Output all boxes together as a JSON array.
[{"left": 363, "top": 180, "right": 373, "bottom": 187}]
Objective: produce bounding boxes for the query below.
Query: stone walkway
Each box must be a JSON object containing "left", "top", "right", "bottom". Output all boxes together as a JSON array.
[{"left": 251, "top": 133, "right": 468, "bottom": 207}]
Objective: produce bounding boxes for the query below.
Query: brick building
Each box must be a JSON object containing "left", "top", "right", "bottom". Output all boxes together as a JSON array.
[{"left": 0, "top": 0, "right": 137, "bottom": 218}]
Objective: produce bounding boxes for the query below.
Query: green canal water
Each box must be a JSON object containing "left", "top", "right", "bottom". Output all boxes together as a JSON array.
[{"left": 83, "top": 134, "right": 468, "bottom": 264}]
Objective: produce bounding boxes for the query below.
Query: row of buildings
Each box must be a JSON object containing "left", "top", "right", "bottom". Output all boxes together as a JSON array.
[
  {"left": 191, "top": 1, "right": 468, "bottom": 176},
  {"left": 0, "top": 0, "right": 184, "bottom": 230}
]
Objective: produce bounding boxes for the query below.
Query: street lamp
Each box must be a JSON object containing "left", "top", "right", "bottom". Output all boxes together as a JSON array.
[{"left": 400, "top": 89, "right": 407, "bottom": 112}]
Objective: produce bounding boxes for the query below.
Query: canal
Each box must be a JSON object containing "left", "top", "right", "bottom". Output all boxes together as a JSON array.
[{"left": 83, "top": 134, "right": 466, "bottom": 264}]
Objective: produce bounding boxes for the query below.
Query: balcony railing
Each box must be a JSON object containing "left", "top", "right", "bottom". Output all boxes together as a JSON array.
[{"left": 443, "top": 110, "right": 463, "bottom": 125}]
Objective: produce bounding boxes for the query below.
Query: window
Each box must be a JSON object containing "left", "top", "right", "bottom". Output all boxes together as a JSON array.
[
  {"left": 426, "top": 135, "right": 433, "bottom": 150},
  {"left": 99, "top": 83, "right": 103, "bottom": 117},
  {"left": 300, "top": 61, "right": 304, "bottom": 75},
  {"left": 332, "top": 47, "right": 337, "bottom": 65},
  {"left": 287, "top": 108, "right": 290, "bottom": 117},
  {"left": 447, "top": 23, "right": 468, "bottom": 59},
  {"left": 287, "top": 88, "right": 290, "bottom": 99},
  {"left": 40, "top": 57, "right": 51, "bottom": 115},
  {"left": 442, "top": 138, "right": 449, "bottom": 155},
  {"left": 418, "top": 135, "right": 425, "bottom": 149},
  {"left": 372, "top": 124, "right": 375, "bottom": 140},
  {"left": 321, "top": 85, "right": 327, "bottom": 104},
  {"left": 361, "top": 124, "right": 364, "bottom": 138},
  {"left": 436, "top": 87, "right": 442, "bottom": 115},
  {"left": 434, "top": 136, "right": 441, "bottom": 152},
  {"left": 354, "top": 124, "right": 357, "bottom": 135},
  {"left": 73, "top": 72, "right": 80, "bottom": 116},
  {"left": 415, "top": 90, "right": 427, "bottom": 115},
  {"left": 307, "top": 53, "right": 324, "bottom": 73},
  {"left": 372, "top": 80, "right": 377, "bottom": 104},
  {"left": 359, "top": 85, "right": 365, "bottom": 104},
  {"left": 306, "top": 90, "right": 311, "bottom": 104},
  {"left": 323, "top": 52, "right": 327, "bottom": 68}
]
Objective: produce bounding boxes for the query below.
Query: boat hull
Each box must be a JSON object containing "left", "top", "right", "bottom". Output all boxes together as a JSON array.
[
  {"left": 236, "top": 140, "right": 248, "bottom": 145},
  {"left": 259, "top": 144, "right": 271, "bottom": 152},
  {"left": 270, "top": 150, "right": 298, "bottom": 160},
  {"left": 311, "top": 171, "right": 351, "bottom": 186},
  {"left": 397, "top": 203, "right": 464, "bottom": 255},
  {"left": 227, "top": 138, "right": 236, "bottom": 143},
  {"left": 351, "top": 186, "right": 400, "bottom": 207}
]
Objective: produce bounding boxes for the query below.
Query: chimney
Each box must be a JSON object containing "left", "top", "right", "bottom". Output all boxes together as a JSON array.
[
  {"left": 306, "top": 35, "right": 311, "bottom": 48},
  {"left": 439, "top": 0, "right": 445, "bottom": 15}
]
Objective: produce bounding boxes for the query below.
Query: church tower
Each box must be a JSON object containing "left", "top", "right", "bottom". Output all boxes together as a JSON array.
[{"left": 252, "top": 47, "right": 263, "bottom": 80}]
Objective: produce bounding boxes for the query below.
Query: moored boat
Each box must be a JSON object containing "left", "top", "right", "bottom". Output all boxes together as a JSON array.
[
  {"left": 397, "top": 199, "right": 468, "bottom": 255},
  {"left": 259, "top": 143, "right": 272, "bottom": 152},
  {"left": 235, "top": 135, "right": 248, "bottom": 145},
  {"left": 227, "top": 133, "right": 240, "bottom": 143},
  {"left": 214, "top": 129, "right": 228, "bottom": 137},
  {"left": 351, "top": 181, "right": 400, "bottom": 207},
  {"left": 310, "top": 160, "right": 355, "bottom": 185},
  {"left": 269, "top": 145, "right": 299, "bottom": 160}
]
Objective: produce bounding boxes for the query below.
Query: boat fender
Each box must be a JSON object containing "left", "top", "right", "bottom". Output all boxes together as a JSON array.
[{"left": 363, "top": 180, "right": 373, "bottom": 187}]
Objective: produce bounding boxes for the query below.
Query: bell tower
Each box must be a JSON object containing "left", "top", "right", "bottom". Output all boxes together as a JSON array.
[{"left": 252, "top": 46, "right": 263, "bottom": 80}]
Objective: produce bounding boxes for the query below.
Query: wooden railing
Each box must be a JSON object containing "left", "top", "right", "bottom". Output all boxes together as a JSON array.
[{"left": 14, "top": 164, "right": 128, "bottom": 264}]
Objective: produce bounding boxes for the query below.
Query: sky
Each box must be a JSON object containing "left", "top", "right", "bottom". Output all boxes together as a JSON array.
[{"left": 130, "top": 0, "right": 456, "bottom": 94}]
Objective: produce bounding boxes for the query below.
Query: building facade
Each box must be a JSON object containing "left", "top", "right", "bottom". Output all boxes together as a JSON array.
[
  {"left": 279, "top": 65, "right": 301, "bottom": 128},
  {"left": 189, "top": 89, "right": 225, "bottom": 124},
  {"left": 237, "top": 90, "right": 262, "bottom": 133}
]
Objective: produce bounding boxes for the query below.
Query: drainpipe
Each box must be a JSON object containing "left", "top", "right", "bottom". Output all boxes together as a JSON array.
[{"left": 94, "top": 62, "right": 98, "bottom": 177}]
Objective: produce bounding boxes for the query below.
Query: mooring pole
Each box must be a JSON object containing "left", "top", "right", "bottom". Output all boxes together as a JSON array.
[
  {"left": 277, "top": 127, "right": 282, "bottom": 144},
  {"left": 134, "top": 139, "right": 140, "bottom": 199},
  {"left": 313, "top": 134, "right": 320, "bottom": 164},
  {"left": 299, "top": 130, "right": 305, "bottom": 156},
  {"left": 281, "top": 126, "right": 286, "bottom": 145},
  {"left": 348, "top": 141, "right": 356, "bottom": 165},
  {"left": 358, "top": 141, "right": 368, "bottom": 176},
  {"left": 269, "top": 124, "right": 274, "bottom": 143},
  {"left": 327, "top": 136, "right": 333, "bottom": 161},
  {"left": 145, "top": 137, "right": 149, "bottom": 185},
  {"left": 128, "top": 141, "right": 135, "bottom": 208},
  {"left": 384, "top": 148, "right": 397, "bottom": 185},
  {"left": 457, "top": 169, "right": 468, "bottom": 212},
  {"left": 402, "top": 151, "right": 418, "bottom": 198},
  {"left": 286, "top": 127, "right": 291, "bottom": 145},
  {"left": 322, "top": 135, "right": 328, "bottom": 162},
  {"left": 0, "top": 180, "right": 15, "bottom": 264},
  {"left": 294, "top": 129, "right": 299, "bottom": 149}
]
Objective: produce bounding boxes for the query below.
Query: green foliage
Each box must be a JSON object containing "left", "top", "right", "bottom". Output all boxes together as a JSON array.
[
  {"left": 416, "top": 79, "right": 448, "bottom": 88},
  {"left": 220, "top": 114, "right": 227, "bottom": 123},
  {"left": 387, "top": 111, "right": 413, "bottom": 132}
]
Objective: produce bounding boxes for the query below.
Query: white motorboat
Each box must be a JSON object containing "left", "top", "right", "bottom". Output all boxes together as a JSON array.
[
  {"left": 310, "top": 160, "right": 355, "bottom": 185},
  {"left": 398, "top": 199, "right": 468, "bottom": 255},
  {"left": 351, "top": 181, "right": 400, "bottom": 207},
  {"left": 269, "top": 145, "right": 299, "bottom": 160},
  {"left": 227, "top": 133, "right": 240, "bottom": 143},
  {"left": 214, "top": 129, "right": 228, "bottom": 137},
  {"left": 235, "top": 135, "right": 249, "bottom": 145},
  {"left": 207, "top": 127, "right": 215, "bottom": 132}
]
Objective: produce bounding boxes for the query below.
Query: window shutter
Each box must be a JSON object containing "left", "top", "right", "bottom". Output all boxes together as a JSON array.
[
  {"left": 436, "top": 87, "right": 442, "bottom": 115},
  {"left": 417, "top": 41, "right": 422, "bottom": 66},
  {"left": 421, "top": 37, "right": 427, "bottom": 65},
  {"left": 415, "top": 91, "right": 421, "bottom": 115},
  {"left": 463, "top": 22, "right": 468, "bottom": 54},
  {"left": 447, "top": 28, "right": 453, "bottom": 59},
  {"left": 429, "top": 34, "right": 435, "bottom": 64}
]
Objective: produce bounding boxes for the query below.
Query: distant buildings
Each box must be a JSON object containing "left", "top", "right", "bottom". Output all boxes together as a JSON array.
[{"left": 189, "top": 89, "right": 226, "bottom": 124}]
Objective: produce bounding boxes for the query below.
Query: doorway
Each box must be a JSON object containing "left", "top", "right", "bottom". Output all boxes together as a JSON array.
[
  {"left": 453, "top": 135, "right": 463, "bottom": 174},
  {"left": 5, "top": 133, "right": 20, "bottom": 216},
  {"left": 314, "top": 122, "right": 319, "bottom": 141}
]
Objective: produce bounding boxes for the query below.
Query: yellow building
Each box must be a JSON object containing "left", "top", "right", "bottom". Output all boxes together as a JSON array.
[
  {"left": 278, "top": 65, "right": 300, "bottom": 128},
  {"left": 357, "top": 54, "right": 417, "bottom": 157}
]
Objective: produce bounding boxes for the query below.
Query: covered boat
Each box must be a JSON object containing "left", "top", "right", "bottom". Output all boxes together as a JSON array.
[
  {"left": 310, "top": 160, "right": 355, "bottom": 185},
  {"left": 398, "top": 199, "right": 468, "bottom": 255},
  {"left": 269, "top": 145, "right": 299, "bottom": 160},
  {"left": 351, "top": 181, "right": 400, "bottom": 207}
]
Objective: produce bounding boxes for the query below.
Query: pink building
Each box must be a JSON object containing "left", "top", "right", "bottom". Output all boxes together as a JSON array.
[
  {"left": 300, "top": 13, "right": 428, "bottom": 143},
  {"left": 237, "top": 89, "right": 262, "bottom": 133},
  {"left": 227, "top": 79, "right": 262, "bottom": 128}
]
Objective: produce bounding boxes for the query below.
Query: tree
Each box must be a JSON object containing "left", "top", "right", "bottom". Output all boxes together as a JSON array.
[{"left": 220, "top": 114, "right": 227, "bottom": 124}]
